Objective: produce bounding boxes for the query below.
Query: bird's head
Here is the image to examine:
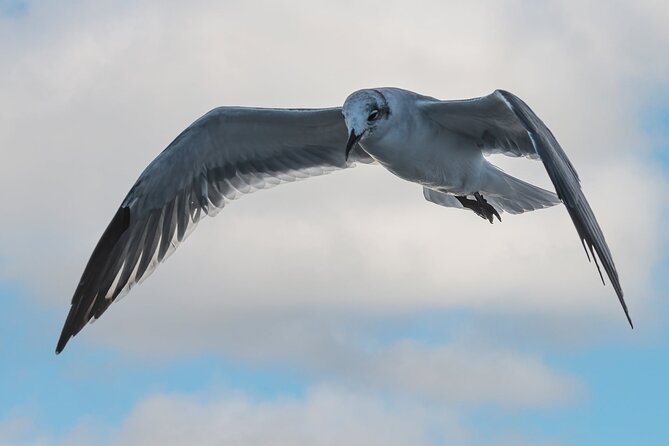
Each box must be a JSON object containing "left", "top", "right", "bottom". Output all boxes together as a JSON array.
[{"left": 342, "top": 89, "right": 391, "bottom": 160}]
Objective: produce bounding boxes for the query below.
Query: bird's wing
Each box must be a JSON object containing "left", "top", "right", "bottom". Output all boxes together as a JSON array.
[
  {"left": 419, "top": 90, "right": 631, "bottom": 327},
  {"left": 419, "top": 90, "right": 543, "bottom": 159},
  {"left": 56, "top": 106, "right": 373, "bottom": 353}
]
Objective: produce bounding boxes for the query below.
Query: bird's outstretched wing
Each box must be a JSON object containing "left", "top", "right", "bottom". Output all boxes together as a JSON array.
[
  {"left": 419, "top": 90, "right": 632, "bottom": 327},
  {"left": 56, "top": 106, "right": 372, "bottom": 353}
]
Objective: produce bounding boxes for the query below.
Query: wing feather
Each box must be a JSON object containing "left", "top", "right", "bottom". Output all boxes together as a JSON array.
[
  {"left": 56, "top": 106, "right": 373, "bottom": 353},
  {"left": 420, "top": 90, "right": 631, "bottom": 327}
]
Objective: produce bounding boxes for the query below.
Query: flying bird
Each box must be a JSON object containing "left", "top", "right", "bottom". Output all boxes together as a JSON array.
[{"left": 56, "top": 87, "right": 632, "bottom": 353}]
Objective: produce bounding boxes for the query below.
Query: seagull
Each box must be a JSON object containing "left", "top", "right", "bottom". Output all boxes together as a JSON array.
[{"left": 55, "top": 87, "right": 632, "bottom": 353}]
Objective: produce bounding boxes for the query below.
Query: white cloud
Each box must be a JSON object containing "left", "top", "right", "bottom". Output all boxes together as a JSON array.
[
  {"left": 112, "top": 388, "right": 453, "bottom": 446},
  {"left": 0, "top": 386, "right": 563, "bottom": 446},
  {"left": 332, "top": 340, "right": 580, "bottom": 408},
  {"left": 87, "top": 305, "right": 580, "bottom": 407},
  {"left": 105, "top": 386, "right": 566, "bottom": 446}
]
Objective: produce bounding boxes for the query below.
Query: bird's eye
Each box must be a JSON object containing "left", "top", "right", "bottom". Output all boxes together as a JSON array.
[{"left": 367, "top": 110, "right": 379, "bottom": 122}]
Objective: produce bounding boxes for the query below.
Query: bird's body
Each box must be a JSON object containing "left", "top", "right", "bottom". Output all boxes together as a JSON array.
[
  {"left": 344, "top": 88, "right": 560, "bottom": 219},
  {"left": 349, "top": 88, "right": 493, "bottom": 197},
  {"left": 369, "top": 115, "right": 472, "bottom": 193},
  {"left": 55, "top": 87, "right": 632, "bottom": 354}
]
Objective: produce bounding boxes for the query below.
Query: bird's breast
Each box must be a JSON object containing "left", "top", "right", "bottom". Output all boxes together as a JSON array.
[{"left": 361, "top": 129, "right": 483, "bottom": 195}]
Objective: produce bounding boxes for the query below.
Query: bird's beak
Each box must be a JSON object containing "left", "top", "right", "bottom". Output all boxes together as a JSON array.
[{"left": 345, "top": 130, "right": 362, "bottom": 161}]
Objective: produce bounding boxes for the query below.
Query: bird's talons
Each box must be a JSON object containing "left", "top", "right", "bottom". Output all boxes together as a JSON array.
[
  {"left": 474, "top": 192, "right": 501, "bottom": 223},
  {"left": 456, "top": 193, "right": 501, "bottom": 224}
]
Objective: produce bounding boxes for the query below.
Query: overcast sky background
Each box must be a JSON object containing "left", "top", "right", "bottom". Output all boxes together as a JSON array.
[{"left": 1, "top": 0, "right": 668, "bottom": 444}]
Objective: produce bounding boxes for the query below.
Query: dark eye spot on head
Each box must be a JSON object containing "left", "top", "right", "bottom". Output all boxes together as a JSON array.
[{"left": 367, "top": 109, "right": 379, "bottom": 122}]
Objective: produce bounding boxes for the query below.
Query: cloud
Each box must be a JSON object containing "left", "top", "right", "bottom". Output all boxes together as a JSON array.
[
  {"left": 0, "top": 385, "right": 564, "bottom": 446},
  {"left": 330, "top": 340, "right": 580, "bottom": 408},
  {"left": 85, "top": 303, "right": 580, "bottom": 407},
  {"left": 88, "top": 386, "right": 563, "bottom": 446},
  {"left": 113, "top": 387, "right": 456, "bottom": 446},
  {"left": 0, "top": 416, "right": 36, "bottom": 446}
]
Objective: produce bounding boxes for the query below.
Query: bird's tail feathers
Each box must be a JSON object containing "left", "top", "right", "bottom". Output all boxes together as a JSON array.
[{"left": 482, "top": 164, "right": 560, "bottom": 215}]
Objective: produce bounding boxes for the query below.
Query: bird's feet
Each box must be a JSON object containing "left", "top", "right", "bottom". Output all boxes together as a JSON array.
[{"left": 456, "top": 192, "right": 501, "bottom": 224}]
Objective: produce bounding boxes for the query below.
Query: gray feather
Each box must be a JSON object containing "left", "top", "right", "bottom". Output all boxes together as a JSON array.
[{"left": 56, "top": 106, "right": 373, "bottom": 353}]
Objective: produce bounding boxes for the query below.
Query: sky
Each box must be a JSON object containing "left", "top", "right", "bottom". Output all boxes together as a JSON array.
[{"left": 0, "top": 0, "right": 668, "bottom": 444}]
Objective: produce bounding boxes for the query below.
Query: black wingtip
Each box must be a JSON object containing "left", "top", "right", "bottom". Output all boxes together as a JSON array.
[
  {"left": 55, "top": 335, "right": 68, "bottom": 355},
  {"left": 55, "top": 295, "right": 85, "bottom": 355},
  {"left": 612, "top": 285, "right": 633, "bottom": 329},
  {"left": 55, "top": 301, "right": 84, "bottom": 354},
  {"left": 620, "top": 295, "right": 634, "bottom": 329},
  {"left": 55, "top": 205, "right": 131, "bottom": 355},
  {"left": 626, "top": 312, "right": 634, "bottom": 329}
]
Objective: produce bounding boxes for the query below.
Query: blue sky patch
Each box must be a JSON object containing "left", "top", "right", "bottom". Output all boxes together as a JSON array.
[{"left": 0, "top": 0, "right": 27, "bottom": 18}]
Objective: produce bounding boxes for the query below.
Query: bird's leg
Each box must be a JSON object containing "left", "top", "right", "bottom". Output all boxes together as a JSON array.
[
  {"left": 455, "top": 193, "right": 501, "bottom": 224},
  {"left": 474, "top": 192, "right": 501, "bottom": 223}
]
